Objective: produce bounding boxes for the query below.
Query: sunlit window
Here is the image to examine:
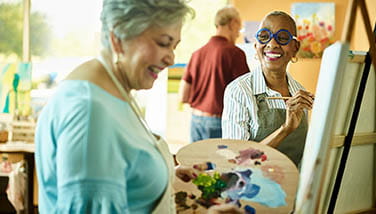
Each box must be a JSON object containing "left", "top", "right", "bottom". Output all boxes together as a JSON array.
[
  {"left": 0, "top": 0, "right": 24, "bottom": 63},
  {"left": 1, "top": 0, "right": 228, "bottom": 81},
  {"left": 29, "top": 0, "right": 102, "bottom": 82},
  {"left": 0, "top": 0, "right": 229, "bottom": 142}
]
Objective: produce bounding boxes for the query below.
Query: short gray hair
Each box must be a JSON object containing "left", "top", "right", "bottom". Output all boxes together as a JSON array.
[
  {"left": 263, "top": 11, "right": 297, "bottom": 35},
  {"left": 215, "top": 6, "right": 240, "bottom": 28},
  {"left": 100, "top": 0, "right": 195, "bottom": 49}
]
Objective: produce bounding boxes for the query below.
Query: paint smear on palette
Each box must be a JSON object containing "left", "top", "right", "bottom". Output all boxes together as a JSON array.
[
  {"left": 221, "top": 168, "right": 286, "bottom": 208},
  {"left": 237, "top": 148, "right": 264, "bottom": 161},
  {"left": 247, "top": 168, "right": 286, "bottom": 207},
  {"left": 233, "top": 148, "right": 267, "bottom": 165},
  {"left": 261, "top": 165, "right": 285, "bottom": 184},
  {"left": 193, "top": 162, "right": 216, "bottom": 171},
  {"left": 217, "top": 145, "right": 228, "bottom": 149},
  {"left": 216, "top": 148, "right": 238, "bottom": 159},
  {"left": 217, "top": 147, "right": 269, "bottom": 166}
]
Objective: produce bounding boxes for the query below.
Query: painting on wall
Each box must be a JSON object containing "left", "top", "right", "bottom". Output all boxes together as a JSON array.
[
  {"left": 291, "top": 3, "right": 335, "bottom": 58},
  {"left": 0, "top": 63, "right": 32, "bottom": 117}
]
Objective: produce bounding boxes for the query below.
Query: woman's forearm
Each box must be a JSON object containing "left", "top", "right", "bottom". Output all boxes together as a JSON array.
[{"left": 259, "top": 124, "right": 293, "bottom": 148}]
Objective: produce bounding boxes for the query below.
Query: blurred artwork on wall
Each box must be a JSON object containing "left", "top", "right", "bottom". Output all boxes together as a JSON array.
[
  {"left": 291, "top": 3, "right": 335, "bottom": 58},
  {"left": 0, "top": 63, "right": 32, "bottom": 117}
]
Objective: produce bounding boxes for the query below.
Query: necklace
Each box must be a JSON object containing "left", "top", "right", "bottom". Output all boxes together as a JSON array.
[{"left": 98, "top": 54, "right": 157, "bottom": 145}]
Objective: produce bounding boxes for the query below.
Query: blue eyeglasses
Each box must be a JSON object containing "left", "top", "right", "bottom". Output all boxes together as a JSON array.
[{"left": 255, "top": 28, "right": 297, "bottom": 45}]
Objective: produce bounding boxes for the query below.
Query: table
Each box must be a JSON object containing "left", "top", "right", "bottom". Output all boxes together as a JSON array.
[
  {"left": 0, "top": 142, "right": 35, "bottom": 214},
  {"left": 174, "top": 138, "right": 299, "bottom": 214}
]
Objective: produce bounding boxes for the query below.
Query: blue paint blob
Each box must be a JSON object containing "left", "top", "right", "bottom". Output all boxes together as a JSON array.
[
  {"left": 206, "top": 162, "right": 216, "bottom": 170},
  {"left": 244, "top": 205, "right": 256, "bottom": 214},
  {"left": 217, "top": 145, "right": 228, "bottom": 149}
]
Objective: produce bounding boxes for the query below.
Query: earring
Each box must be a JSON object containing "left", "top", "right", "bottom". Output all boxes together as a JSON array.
[
  {"left": 111, "top": 52, "right": 123, "bottom": 76},
  {"left": 291, "top": 56, "right": 298, "bottom": 63},
  {"left": 113, "top": 52, "right": 120, "bottom": 65}
]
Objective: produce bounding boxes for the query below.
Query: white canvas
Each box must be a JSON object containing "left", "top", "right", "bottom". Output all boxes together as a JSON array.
[{"left": 295, "top": 41, "right": 350, "bottom": 213}]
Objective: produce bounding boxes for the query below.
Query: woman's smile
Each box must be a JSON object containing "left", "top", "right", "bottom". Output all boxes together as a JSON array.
[{"left": 264, "top": 51, "right": 283, "bottom": 61}]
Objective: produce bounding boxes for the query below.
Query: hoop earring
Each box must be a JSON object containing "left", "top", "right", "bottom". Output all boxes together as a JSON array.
[{"left": 291, "top": 56, "right": 298, "bottom": 63}]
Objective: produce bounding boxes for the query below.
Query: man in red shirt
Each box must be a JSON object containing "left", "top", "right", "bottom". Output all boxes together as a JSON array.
[{"left": 179, "top": 6, "right": 250, "bottom": 143}]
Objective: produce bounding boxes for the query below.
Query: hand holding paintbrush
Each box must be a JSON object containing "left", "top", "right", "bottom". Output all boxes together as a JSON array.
[{"left": 282, "top": 90, "right": 315, "bottom": 133}]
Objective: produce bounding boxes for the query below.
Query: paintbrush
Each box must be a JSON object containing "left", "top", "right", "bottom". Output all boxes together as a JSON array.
[{"left": 264, "top": 96, "right": 291, "bottom": 100}]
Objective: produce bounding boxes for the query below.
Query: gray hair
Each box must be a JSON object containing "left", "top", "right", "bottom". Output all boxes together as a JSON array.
[
  {"left": 100, "top": 0, "right": 195, "bottom": 49},
  {"left": 215, "top": 6, "right": 240, "bottom": 28},
  {"left": 263, "top": 11, "right": 297, "bottom": 35}
]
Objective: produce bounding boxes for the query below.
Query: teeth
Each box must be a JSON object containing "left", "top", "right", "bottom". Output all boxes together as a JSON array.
[
  {"left": 150, "top": 67, "right": 161, "bottom": 74},
  {"left": 265, "top": 53, "right": 282, "bottom": 58}
]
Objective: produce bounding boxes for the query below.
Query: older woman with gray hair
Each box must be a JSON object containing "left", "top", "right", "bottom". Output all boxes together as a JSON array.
[
  {"left": 35, "top": 0, "right": 198, "bottom": 213},
  {"left": 35, "top": 0, "right": 246, "bottom": 212}
]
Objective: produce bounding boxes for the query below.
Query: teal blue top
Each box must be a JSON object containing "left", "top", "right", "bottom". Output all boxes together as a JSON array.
[{"left": 35, "top": 80, "right": 168, "bottom": 214}]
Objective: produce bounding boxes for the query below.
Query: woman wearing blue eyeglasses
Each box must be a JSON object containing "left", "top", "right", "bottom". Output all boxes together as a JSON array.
[{"left": 222, "top": 11, "right": 315, "bottom": 167}]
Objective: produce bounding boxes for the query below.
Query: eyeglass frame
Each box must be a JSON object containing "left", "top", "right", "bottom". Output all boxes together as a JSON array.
[{"left": 255, "top": 28, "right": 297, "bottom": 46}]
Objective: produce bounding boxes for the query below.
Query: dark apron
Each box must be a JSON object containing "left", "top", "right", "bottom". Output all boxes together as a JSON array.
[{"left": 251, "top": 94, "right": 308, "bottom": 166}]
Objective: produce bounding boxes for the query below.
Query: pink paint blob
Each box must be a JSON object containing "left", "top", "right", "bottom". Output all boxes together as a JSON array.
[{"left": 235, "top": 148, "right": 265, "bottom": 164}]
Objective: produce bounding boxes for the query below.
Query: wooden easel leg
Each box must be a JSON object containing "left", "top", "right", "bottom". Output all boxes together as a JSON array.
[
  {"left": 341, "top": 0, "right": 358, "bottom": 42},
  {"left": 358, "top": 0, "right": 376, "bottom": 70}
]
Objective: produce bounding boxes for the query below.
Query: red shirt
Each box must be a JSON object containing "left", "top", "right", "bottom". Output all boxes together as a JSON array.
[{"left": 183, "top": 36, "right": 250, "bottom": 115}]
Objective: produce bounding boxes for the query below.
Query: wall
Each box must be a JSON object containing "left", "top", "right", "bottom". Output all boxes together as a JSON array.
[{"left": 231, "top": 0, "right": 376, "bottom": 94}]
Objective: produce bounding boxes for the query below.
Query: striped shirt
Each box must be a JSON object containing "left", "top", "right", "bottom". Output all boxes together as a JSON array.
[{"left": 222, "top": 65, "right": 305, "bottom": 140}]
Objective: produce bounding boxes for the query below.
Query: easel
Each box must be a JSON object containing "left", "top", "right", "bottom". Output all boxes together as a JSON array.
[{"left": 327, "top": 0, "right": 376, "bottom": 212}]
